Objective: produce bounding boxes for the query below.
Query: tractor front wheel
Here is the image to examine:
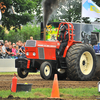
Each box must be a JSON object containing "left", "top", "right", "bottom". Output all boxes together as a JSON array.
[
  {"left": 17, "top": 68, "right": 28, "bottom": 78},
  {"left": 66, "top": 44, "right": 96, "bottom": 81},
  {"left": 40, "top": 61, "right": 53, "bottom": 80}
]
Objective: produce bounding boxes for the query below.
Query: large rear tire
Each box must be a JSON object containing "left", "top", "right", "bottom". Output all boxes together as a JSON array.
[
  {"left": 40, "top": 61, "right": 53, "bottom": 80},
  {"left": 66, "top": 44, "right": 96, "bottom": 81},
  {"left": 17, "top": 68, "right": 28, "bottom": 78}
]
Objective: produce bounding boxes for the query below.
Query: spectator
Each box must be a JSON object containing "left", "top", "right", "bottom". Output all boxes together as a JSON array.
[
  {"left": 5, "top": 40, "right": 9, "bottom": 49},
  {"left": 1, "top": 43, "right": 6, "bottom": 57},
  {"left": 16, "top": 41, "right": 19, "bottom": 46},
  {"left": 9, "top": 41, "right": 11, "bottom": 45},
  {"left": 18, "top": 40, "right": 22, "bottom": 48},
  {"left": 12, "top": 45, "right": 16, "bottom": 58},
  {"left": 6, "top": 45, "right": 13, "bottom": 58},
  {"left": 16, "top": 45, "right": 20, "bottom": 58},
  {"left": 30, "top": 36, "right": 33, "bottom": 40},
  {"left": 0, "top": 44, "right": 3, "bottom": 58},
  {"left": 19, "top": 42, "right": 25, "bottom": 58},
  {"left": 5, "top": 40, "right": 8, "bottom": 43},
  {"left": 12, "top": 43, "right": 15, "bottom": 48},
  {"left": 24, "top": 42, "right": 26, "bottom": 47}
]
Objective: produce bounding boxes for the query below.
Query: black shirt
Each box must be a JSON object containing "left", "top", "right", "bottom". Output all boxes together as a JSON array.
[
  {"left": 58, "top": 32, "right": 68, "bottom": 42},
  {"left": 6, "top": 48, "right": 12, "bottom": 56}
]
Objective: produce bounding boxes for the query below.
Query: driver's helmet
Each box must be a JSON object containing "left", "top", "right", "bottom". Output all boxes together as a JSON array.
[{"left": 60, "top": 25, "right": 66, "bottom": 32}]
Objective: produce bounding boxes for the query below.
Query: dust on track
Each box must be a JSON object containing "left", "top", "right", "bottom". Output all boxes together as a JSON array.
[{"left": 0, "top": 74, "right": 99, "bottom": 90}]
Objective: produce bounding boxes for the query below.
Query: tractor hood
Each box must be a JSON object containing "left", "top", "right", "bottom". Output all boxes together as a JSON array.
[
  {"left": 25, "top": 40, "right": 60, "bottom": 60},
  {"left": 25, "top": 40, "right": 60, "bottom": 49}
]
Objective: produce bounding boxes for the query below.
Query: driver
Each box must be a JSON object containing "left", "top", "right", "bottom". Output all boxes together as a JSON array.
[{"left": 58, "top": 25, "right": 69, "bottom": 55}]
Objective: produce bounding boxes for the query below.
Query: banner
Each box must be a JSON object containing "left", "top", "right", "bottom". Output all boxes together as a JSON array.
[{"left": 82, "top": 0, "right": 100, "bottom": 18}]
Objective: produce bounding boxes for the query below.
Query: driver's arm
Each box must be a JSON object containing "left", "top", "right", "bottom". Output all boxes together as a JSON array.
[
  {"left": 58, "top": 35, "right": 61, "bottom": 41},
  {"left": 63, "top": 33, "right": 69, "bottom": 42}
]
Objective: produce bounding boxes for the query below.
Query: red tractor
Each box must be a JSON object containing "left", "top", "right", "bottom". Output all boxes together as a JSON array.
[{"left": 15, "top": 22, "right": 96, "bottom": 81}]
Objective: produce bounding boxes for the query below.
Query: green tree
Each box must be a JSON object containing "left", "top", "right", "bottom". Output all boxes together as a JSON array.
[
  {"left": 4, "top": 23, "right": 40, "bottom": 43},
  {"left": 49, "top": 0, "right": 91, "bottom": 23},
  {"left": 0, "top": 0, "right": 42, "bottom": 31},
  {"left": 60, "top": 0, "right": 81, "bottom": 22},
  {"left": 0, "top": 26, "right": 5, "bottom": 40}
]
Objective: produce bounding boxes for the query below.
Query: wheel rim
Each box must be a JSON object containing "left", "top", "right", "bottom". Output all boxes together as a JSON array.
[
  {"left": 44, "top": 65, "right": 50, "bottom": 76},
  {"left": 80, "top": 51, "right": 93, "bottom": 75},
  {"left": 21, "top": 69, "right": 27, "bottom": 75},
  {"left": 57, "top": 68, "right": 65, "bottom": 74}
]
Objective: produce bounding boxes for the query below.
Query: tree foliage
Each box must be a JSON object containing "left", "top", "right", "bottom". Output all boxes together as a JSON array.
[
  {"left": 49, "top": 0, "right": 100, "bottom": 23},
  {"left": 49, "top": 0, "right": 92, "bottom": 23},
  {"left": 0, "top": 26, "right": 5, "bottom": 40},
  {"left": 4, "top": 23, "right": 40, "bottom": 43},
  {"left": 59, "top": 0, "right": 81, "bottom": 22},
  {"left": 0, "top": 0, "right": 42, "bottom": 31}
]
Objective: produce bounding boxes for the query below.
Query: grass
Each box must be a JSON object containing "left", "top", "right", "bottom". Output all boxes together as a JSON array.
[
  {"left": 0, "top": 87, "right": 100, "bottom": 99},
  {"left": 0, "top": 72, "right": 40, "bottom": 75}
]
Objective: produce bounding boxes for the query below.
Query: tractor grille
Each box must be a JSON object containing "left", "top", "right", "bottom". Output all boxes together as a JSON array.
[
  {"left": 25, "top": 40, "right": 36, "bottom": 47},
  {"left": 38, "top": 47, "right": 44, "bottom": 59}
]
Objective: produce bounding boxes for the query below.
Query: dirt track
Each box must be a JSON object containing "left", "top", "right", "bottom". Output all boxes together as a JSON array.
[{"left": 0, "top": 74, "right": 99, "bottom": 90}]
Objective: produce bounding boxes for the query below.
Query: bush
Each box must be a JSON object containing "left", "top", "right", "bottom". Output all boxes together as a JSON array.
[
  {"left": 4, "top": 23, "right": 40, "bottom": 43},
  {"left": 0, "top": 26, "right": 5, "bottom": 40}
]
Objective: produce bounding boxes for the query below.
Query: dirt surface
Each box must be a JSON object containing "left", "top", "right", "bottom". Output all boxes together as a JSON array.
[
  {"left": 0, "top": 94, "right": 100, "bottom": 100},
  {"left": 0, "top": 74, "right": 99, "bottom": 90},
  {"left": 0, "top": 74, "right": 100, "bottom": 100}
]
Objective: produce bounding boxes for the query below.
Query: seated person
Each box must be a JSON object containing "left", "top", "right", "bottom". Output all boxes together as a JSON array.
[
  {"left": 57, "top": 25, "right": 69, "bottom": 55},
  {"left": 0, "top": 44, "right": 3, "bottom": 57},
  {"left": 2, "top": 43, "right": 6, "bottom": 57},
  {"left": 19, "top": 42, "right": 25, "bottom": 58},
  {"left": 6, "top": 45, "right": 14, "bottom": 57},
  {"left": 16, "top": 45, "right": 20, "bottom": 57},
  {"left": 12, "top": 45, "right": 16, "bottom": 58},
  {"left": 0, "top": 42, "right": 6, "bottom": 58}
]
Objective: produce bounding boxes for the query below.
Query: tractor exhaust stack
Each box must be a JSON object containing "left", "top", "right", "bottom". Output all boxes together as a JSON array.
[{"left": 44, "top": 28, "right": 46, "bottom": 41}]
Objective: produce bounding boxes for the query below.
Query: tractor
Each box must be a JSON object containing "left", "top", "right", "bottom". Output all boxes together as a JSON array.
[{"left": 15, "top": 22, "right": 97, "bottom": 81}]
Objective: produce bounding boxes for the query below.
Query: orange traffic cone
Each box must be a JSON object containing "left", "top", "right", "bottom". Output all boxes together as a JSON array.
[{"left": 51, "top": 74, "right": 60, "bottom": 98}]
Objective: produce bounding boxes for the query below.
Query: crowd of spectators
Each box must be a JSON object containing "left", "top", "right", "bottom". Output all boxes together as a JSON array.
[
  {"left": 0, "top": 40, "right": 26, "bottom": 59},
  {"left": 0, "top": 36, "right": 34, "bottom": 59}
]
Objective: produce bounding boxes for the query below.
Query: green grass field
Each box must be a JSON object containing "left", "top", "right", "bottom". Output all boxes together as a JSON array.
[{"left": 0, "top": 88, "right": 100, "bottom": 99}]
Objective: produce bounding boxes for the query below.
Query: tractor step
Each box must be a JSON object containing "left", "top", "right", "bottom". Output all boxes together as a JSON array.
[{"left": 57, "top": 57, "right": 67, "bottom": 68}]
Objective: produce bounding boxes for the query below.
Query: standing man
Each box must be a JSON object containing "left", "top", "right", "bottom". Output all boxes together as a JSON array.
[{"left": 30, "top": 36, "right": 33, "bottom": 40}]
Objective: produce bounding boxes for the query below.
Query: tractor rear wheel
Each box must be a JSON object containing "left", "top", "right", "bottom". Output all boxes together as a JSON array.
[
  {"left": 17, "top": 68, "right": 28, "bottom": 78},
  {"left": 40, "top": 61, "right": 53, "bottom": 80},
  {"left": 66, "top": 43, "right": 96, "bottom": 81}
]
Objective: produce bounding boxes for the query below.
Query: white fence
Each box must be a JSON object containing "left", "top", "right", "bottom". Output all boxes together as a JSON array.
[
  {"left": 0, "top": 59, "right": 17, "bottom": 72},
  {"left": 0, "top": 55, "right": 100, "bottom": 72}
]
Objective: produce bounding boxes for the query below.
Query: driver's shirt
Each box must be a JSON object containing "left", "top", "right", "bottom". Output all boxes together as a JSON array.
[{"left": 58, "top": 31, "right": 68, "bottom": 43}]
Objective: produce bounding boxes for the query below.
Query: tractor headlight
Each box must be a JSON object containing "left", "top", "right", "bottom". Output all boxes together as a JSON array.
[
  {"left": 33, "top": 52, "right": 36, "bottom": 56},
  {"left": 26, "top": 52, "right": 29, "bottom": 56}
]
